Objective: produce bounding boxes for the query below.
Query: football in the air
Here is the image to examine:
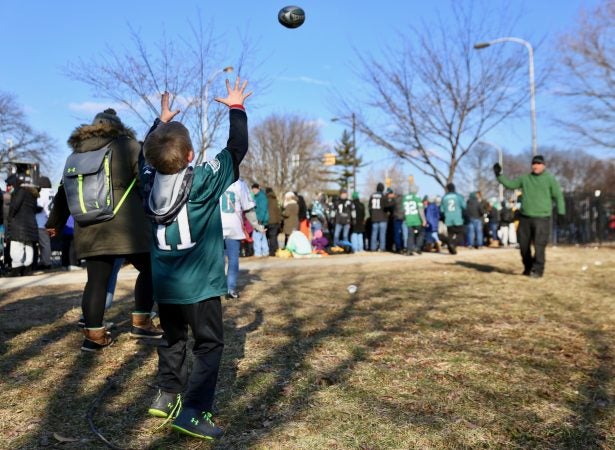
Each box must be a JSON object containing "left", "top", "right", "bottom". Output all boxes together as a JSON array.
[{"left": 278, "top": 5, "right": 305, "bottom": 29}]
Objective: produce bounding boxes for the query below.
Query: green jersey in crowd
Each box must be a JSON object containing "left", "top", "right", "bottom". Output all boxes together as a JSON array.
[
  {"left": 440, "top": 192, "right": 466, "bottom": 226},
  {"left": 142, "top": 149, "right": 236, "bottom": 304},
  {"left": 402, "top": 193, "right": 424, "bottom": 227}
]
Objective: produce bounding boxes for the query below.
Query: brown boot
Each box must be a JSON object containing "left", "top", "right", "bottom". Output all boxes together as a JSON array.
[
  {"left": 130, "top": 312, "right": 164, "bottom": 339},
  {"left": 81, "top": 327, "right": 113, "bottom": 352}
]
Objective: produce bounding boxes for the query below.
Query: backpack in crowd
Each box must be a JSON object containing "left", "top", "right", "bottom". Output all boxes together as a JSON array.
[{"left": 62, "top": 143, "right": 135, "bottom": 226}]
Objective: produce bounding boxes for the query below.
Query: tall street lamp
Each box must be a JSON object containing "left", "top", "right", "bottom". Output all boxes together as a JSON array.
[
  {"left": 196, "top": 65, "right": 234, "bottom": 165},
  {"left": 474, "top": 37, "right": 537, "bottom": 156},
  {"left": 331, "top": 113, "right": 357, "bottom": 192}
]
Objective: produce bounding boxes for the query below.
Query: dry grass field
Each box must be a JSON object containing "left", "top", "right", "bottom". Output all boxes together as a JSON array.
[{"left": 1, "top": 246, "right": 614, "bottom": 449}]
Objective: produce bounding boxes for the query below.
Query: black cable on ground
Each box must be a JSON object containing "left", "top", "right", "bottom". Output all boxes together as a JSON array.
[{"left": 86, "top": 376, "right": 126, "bottom": 450}]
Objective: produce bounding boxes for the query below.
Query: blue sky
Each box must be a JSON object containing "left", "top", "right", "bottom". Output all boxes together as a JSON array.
[{"left": 0, "top": 0, "right": 601, "bottom": 196}]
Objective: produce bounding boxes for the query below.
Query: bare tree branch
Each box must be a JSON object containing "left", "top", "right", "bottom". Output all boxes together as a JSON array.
[
  {"left": 556, "top": 0, "right": 615, "bottom": 150},
  {"left": 338, "top": 2, "right": 531, "bottom": 189},
  {"left": 0, "top": 92, "right": 56, "bottom": 175},
  {"left": 241, "top": 114, "right": 327, "bottom": 198},
  {"left": 65, "top": 16, "right": 264, "bottom": 162}
]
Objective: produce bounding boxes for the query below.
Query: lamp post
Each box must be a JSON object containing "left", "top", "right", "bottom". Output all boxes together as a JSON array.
[
  {"left": 331, "top": 113, "right": 357, "bottom": 192},
  {"left": 6, "top": 139, "right": 14, "bottom": 161},
  {"left": 195, "top": 66, "right": 234, "bottom": 165},
  {"left": 474, "top": 37, "right": 537, "bottom": 156},
  {"left": 478, "top": 140, "right": 504, "bottom": 202}
]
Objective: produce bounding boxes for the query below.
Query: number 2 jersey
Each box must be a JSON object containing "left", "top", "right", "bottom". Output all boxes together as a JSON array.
[{"left": 140, "top": 108, "right": 248, "bottom": 304}]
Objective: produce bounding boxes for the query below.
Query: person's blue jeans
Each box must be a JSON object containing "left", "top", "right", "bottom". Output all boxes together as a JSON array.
[
  {"left": 489, "top": 221, "right": 499, "bottom": 243},
  {"left": 467, "top": 218, "right": 483, "bottom": 247},
  {"left": 370, "top": 221, "right": 387, "bottom": 251},
  {"left": 351, "top": 232, "right": 364, "bottom": 252},
  {"left": 224, "top": 239, "right": 240, "bottom": 293},
  {"left": 252, "top": 230, "right": 269, "bottom": 256},
  {"left": 393, "top": 219, "right": 408, "bottom": 251},
  {"left": 105, "top": 257, "right": 124, "bottom": 309},
  {"left": 334, "top": 223, "right": 350, "bottom": 246}
]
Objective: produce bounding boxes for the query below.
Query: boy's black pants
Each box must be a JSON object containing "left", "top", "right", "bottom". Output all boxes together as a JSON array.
[{"left": 156, "top": 298, "right": 224, "bottom": 412}]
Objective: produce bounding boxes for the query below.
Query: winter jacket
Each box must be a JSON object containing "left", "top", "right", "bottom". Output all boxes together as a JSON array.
[
  {"left": 253, "top": 189, "right": 269, "bottom": 225},
  {"left": 296, "top": 195, "right": 308, "bottom": 221},
  {"left": 488, "top": 206, "right": 500, "bottom": 223},
  {"left": 7, "top": 185, "right": 39, "bottom": 242},
  {"left": 332, "top": 198, "right": 355, "bottom": 225},
  {"left": 465, "top": 192, "right": 484, "bottom": 220},
  {"left": 369, "top": 191, "right": 388, "bottom": 223},
  {"left": 282, "top": 202, "right": 299, "bottom": 235},
  {"left": 2, "top": 191, "right": 10, "bottom": 229},
  {"left": 47, "top": 120, "right": 151, "bottom": 259},
  {"left": 267, "top": 191, "right": 282, "bottom": 226},
  {"left": 393, "top": 194, "right": 405, "bottom": 220},
  {"left": 497, "top": 171, "right": 565, "bottom": 217},
  {"left": 500, "top": 205, "right": 513, "bottom": 224},
  {"left": 352, "top": 199, "right": 366, "bottom": 233},
  {"left": 425, "top": 203, "right": 440, "bottom": 232}
]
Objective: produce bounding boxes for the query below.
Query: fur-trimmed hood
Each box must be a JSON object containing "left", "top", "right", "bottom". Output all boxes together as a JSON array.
[{"left": 67, "top": 122, "right": 137, "bottom": 153}]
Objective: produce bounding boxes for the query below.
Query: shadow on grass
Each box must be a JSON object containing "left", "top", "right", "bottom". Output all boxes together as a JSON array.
[
  {"left": 539, "top": 326, "right": 614, "bottom": 449},
  {"left": 452, "top": 260, "right": 517, "bottom": 275},
  {"left": 0, "top": 289, "right": 81, "bottom": 358},
  {"left": 163, "top": 269, "right": 449, "bottom": 449}
]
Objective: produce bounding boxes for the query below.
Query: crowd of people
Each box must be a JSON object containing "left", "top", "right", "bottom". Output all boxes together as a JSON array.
[{"left": 234, "top": 181, "right": 521, "bottom": 260}]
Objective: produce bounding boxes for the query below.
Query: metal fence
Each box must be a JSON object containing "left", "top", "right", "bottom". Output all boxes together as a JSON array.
[{"left": 553, "top": 191, "right": 615, "bottom": 244}]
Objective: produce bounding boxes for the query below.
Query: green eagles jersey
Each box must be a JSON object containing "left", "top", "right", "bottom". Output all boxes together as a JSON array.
[
  {"left": 440, "top": 192, "right": 466, "bottom": 226},
  {"left": 142, "top": 149, "right": 236, "bottom": 304},
  {"left": 402, "top": 193, "right": 424, "bottom": 226}
]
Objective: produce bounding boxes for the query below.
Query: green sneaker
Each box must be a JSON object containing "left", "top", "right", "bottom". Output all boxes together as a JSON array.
[
  {"left": 148, "top": 389, "right": 181, "bottom": 419},
  {"left": 171, "top": 407, "right": 223, "bottom": 440}
]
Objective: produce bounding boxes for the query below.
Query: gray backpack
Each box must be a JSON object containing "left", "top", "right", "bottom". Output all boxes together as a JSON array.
[{"left": 63, "top": 143, "right": 135, "bottom": 226}]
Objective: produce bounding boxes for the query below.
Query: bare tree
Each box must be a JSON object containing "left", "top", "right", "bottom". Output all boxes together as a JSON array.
[
  {"left": 241, "top": 114, "right": 327, "bottom": 197},
  {"left": 539, "top": 147, "right": 615, "bottom": 192},
  {"left": 458, "top": 142, "right": 500, "bottom": 197},
  {"left": 0, "top": 92, "right": 56, "bottom": 173},
  {"left": 363, "top": 164, "right": 410, "bottom": 199},
  {"left": 556, "top": 0, "right": 615, "bottom": 150},
  {"left": 337, "top": 2, "right": 531, "bottom": 189},
  {"left": 66, "top": 18, "right": 261, "bottom": 162}
]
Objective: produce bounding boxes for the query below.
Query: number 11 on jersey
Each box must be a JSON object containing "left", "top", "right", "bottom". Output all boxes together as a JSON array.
[{"left": 155, "top": 204, "right": 196, "bottom": 251}]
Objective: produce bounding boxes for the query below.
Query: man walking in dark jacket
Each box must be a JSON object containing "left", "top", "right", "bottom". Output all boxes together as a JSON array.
[{"left": 494, "top": 154, "right": 565, "bottom": 278}]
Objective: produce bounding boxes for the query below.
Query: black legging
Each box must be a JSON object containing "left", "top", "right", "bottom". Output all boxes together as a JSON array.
[{"left": 82, "top": 253, "right": 153, "bottom": 328}]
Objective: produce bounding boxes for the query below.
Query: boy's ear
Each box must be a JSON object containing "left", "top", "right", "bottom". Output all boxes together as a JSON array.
[{"left": 187, "top": 150, "right": 194, "bottom": 163}]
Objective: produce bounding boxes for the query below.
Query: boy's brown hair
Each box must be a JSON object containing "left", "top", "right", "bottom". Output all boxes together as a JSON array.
[{"left": 143, "top": 121, "right": 193, "bottom": 174}]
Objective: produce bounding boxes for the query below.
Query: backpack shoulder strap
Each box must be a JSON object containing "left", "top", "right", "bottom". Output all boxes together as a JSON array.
[{"left": 113, "top": 177, "right": 137, "bottom": 214}]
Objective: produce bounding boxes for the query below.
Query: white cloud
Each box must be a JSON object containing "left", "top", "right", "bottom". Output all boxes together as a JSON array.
[
  {"left": 278, "top": 76, "right": 331, "bottom": 86},
  {"left": 68, "top": 101, "right": 130, "bottom": 114}
]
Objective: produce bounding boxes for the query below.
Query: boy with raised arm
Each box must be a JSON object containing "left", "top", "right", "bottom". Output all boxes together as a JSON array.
[{"left": 140, "top": 77, "right": 251, "bottom": 440}]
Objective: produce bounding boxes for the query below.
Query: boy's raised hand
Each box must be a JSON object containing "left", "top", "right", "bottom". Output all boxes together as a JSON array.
[
  {"left": 215, "top": 76, "right": 252, "bottom": 107},
  {"left": 160, "top": 91, "right": 180, "bottom": 123}
]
